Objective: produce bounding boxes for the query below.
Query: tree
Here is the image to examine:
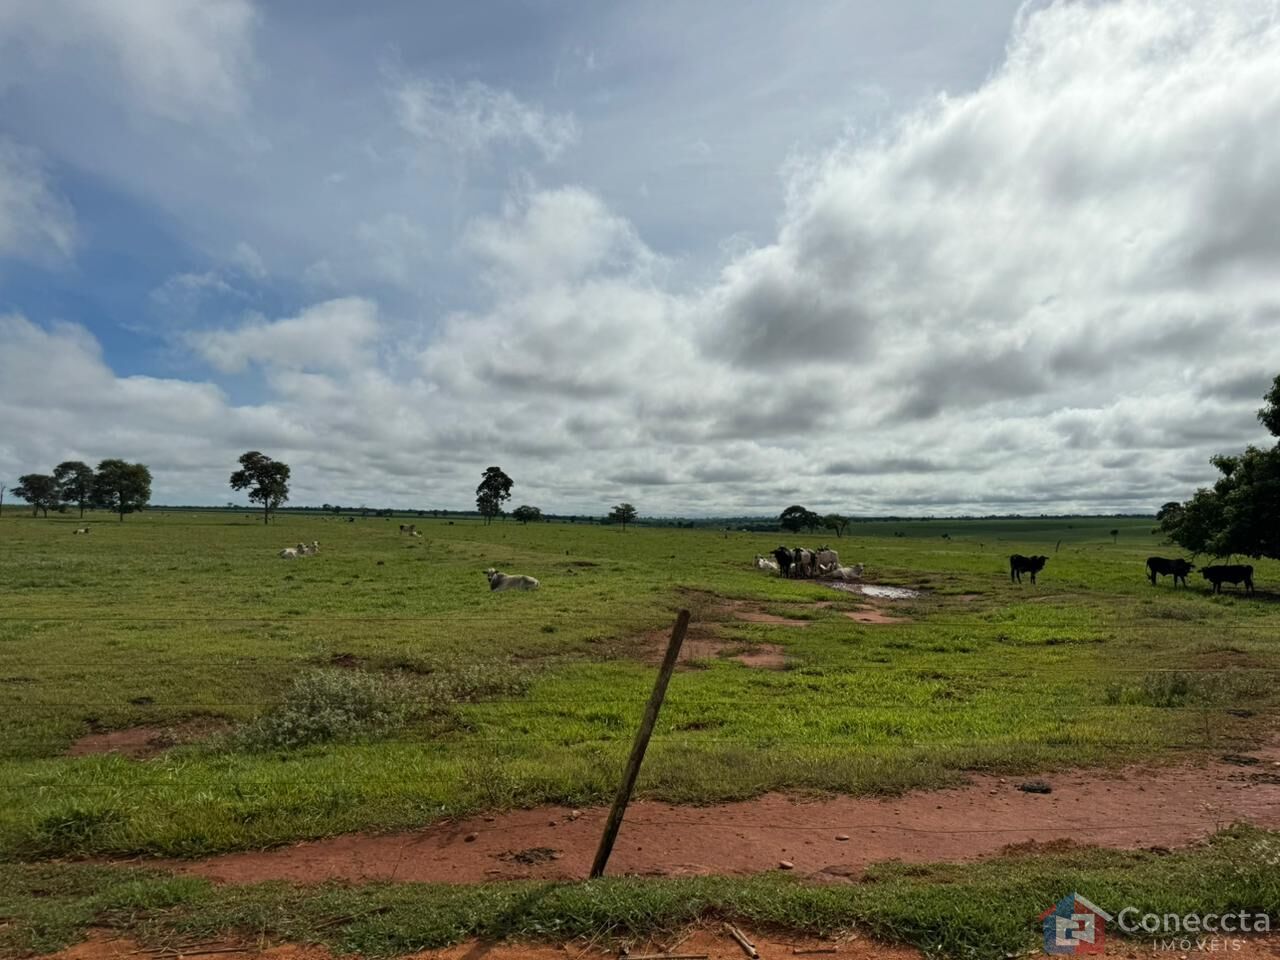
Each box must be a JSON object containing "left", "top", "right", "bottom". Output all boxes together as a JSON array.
[
  {"left": 53, "top": 461, "right": 96, "bottom": 518},
  {"left": 1109, "top": 528, "right": 1119, "bottom": 544},
  {"left": 822, "top": 513, "right": 850, "bottom": 538},
  {"left": 1161, "top": 375, "right": 1280, "bottom": 560},
  {"left": 92, "top": 460, "right": 152, "bottom": 521},
  {"left": 229, "top": 451, "right": 291, "bottom": 525},
  {"left": 608, "top": 502, "right": 637, "bottom": 531},
  {"left": 779, "top": 504, "right": 821, "bottom": 533},
  {"left": 14, "top": 474, "right": 59, "bottom": 517},
  {"left": 475, "top": 466, "right": 513, "bottom": 524},
  {"left": 512, "top": 504, "right": 542, "bottom": 525}
]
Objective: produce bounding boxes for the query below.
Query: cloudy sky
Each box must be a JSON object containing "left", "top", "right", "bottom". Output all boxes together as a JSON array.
[{"left": 2, "top": 0, "right": 1279, "bottom": 516}]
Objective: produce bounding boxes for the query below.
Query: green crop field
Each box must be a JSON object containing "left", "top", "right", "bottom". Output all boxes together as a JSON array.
[{"left": 1, "top": 510, "right": 1277, "bottom": 957}]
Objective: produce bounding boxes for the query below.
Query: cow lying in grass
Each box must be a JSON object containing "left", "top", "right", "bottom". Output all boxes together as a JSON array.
[
  {"left": 1009, "top": 554, "right": 1048, "bottom": 584},
  {"left": 1201, "top": 564, "right": 1254, "bottom": 595},
  {"left": 485, "top": 568, "right": 540, "bottom": 591}
]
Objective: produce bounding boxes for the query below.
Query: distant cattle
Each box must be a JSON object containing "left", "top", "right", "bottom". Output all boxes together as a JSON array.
[
  {"left": 399, "top": 523, "right": 416, "bottom": 535},
  {"left": 1147, "top": 556, "right": 1193, "bottom": 587},
  {"left": 72, "top": 527, "right": 89, "bottom": 535},
  {"left": 1009, "top": 554, "right": 1048, "bottom": 584},
  {"left": 1201, "top": 564, "right": 1254, "bottom": 595}
]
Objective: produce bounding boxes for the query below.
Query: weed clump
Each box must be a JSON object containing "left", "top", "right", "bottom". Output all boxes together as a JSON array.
[
  {"left": 1104, "top": 670, "right": 1269, "bottom": 708},
  {"left": 230, "top": 662, "right": 532, "bottom": 752},
  {"left": 232, "top": 669, "right": 415, "bottom": 751}
]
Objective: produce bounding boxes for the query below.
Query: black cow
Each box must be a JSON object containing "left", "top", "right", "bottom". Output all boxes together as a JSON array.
[
  {"left": 1146, "top": 556, "right": 1194, "bottom": 587},
  {"left": 1201, "top": 564, "right": 1254, "bottom": 595},
  {"left": 771, "top": 546, "right": 795, "bottom": 578},
  {"left": 1009, "top": 554, "right": 1048, "bottom": 584}
]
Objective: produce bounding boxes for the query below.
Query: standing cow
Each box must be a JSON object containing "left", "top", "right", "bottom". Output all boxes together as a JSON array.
[
  {"left": 1146, "top": 556, "right": 1194, "bottom": 587},
  {"left": 771, "top": 546, "right": 795, "bottom": 578},
  {"left": 1009, "top": 554, "right": 1048, "bottom": 584},
  {"left": 1201, "top": 564, "right": 1254, "bottom": 595}
]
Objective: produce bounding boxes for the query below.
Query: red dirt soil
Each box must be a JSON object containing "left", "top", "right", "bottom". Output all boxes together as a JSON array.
[
  {"left": 67, "top": 719, "right": 228, "bottom": 759},
  {"left": 39, "top": 925, "right": 1280, "bottom": 960},
  {"left": 842, "top": 610, "right": 907, "bottom": 625},
  {"left": 732, "top": 611, "right": 812, "bottom": 626},
  {"left": 172, "top": 743, "right": 1280, "bottom": 886},
  {"left": 34, "top": 928, "right": 926, "bottom": 960}
]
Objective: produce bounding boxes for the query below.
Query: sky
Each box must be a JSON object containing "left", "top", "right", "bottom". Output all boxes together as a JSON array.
[{"left": 2, "top": 0, "right": 1279, "bottom": 516}]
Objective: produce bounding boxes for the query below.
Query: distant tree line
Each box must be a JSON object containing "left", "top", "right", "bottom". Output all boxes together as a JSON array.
[{"left": 10, "top": 459, "right": 152, "bottom": 521}]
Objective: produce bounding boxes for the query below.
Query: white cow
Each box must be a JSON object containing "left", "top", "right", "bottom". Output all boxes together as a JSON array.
[
  {"left": 815, "top": 548, "right": 840, "bottom": 576},
  {"left": 823, "top": 563, "right": 865, "bottom": 581},
  {"left": 301, "top": 540, "right": 320, "bottom": 556},
  {"left": 754, "top": 554, "right": 780, "bottom": 573},
  {"left": 73, "top": 527, "right": 90, "bottom": 535},
  {"left": 484, "top": 568, "right": 540, "bottom": 591}
]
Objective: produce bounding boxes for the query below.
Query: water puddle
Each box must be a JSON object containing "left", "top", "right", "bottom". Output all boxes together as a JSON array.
[{"left": 827, "top": 583, "right": 921, "bottom": 600}]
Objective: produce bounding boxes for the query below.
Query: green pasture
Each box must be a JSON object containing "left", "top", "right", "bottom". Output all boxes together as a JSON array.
[{"left": 0, "top": 511, "right": 1275, "bottom": 862}]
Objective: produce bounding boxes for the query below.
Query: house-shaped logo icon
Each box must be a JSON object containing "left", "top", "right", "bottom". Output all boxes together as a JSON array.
[{"left": 1040, "top": 892, "right": 1112, "bottom": 955}]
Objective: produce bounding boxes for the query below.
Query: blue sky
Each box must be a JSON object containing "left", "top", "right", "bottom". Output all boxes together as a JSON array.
[{"left": 2, "top": 0, "right": 1279, "bottom": 514}]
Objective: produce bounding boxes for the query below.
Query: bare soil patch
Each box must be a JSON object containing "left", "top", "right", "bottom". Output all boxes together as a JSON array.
[
  {"left": 652, "top": 632, "right": 788, "bottom": 670},
  {"left": 37, "top": 927, "right": 924, "bottom": 960},
  {"left": 732, "top": 610, "right": 812, "bottom": 627},
  {"left": 171, "top": 742, "right": 1280, "bottom": 886},
  {"left": 67, "top": 718, "right": 228, "bottom": 760},
  {"left": 842, "top": 610, "right": 907, "bottom": 625},
  {"left": 36, "top": 926, "right": 1280, "bottom": 960}
]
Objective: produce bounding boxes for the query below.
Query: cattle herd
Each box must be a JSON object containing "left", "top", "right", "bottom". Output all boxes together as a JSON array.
[
  {"left": 756, "top": 546, "right": 865, "bottom": 581},
  {"left": 263, "top": 522, "right": 1257, "bottom": 599},
  {"left": 752, "top": 547, "right": 1257, "bottom": 597}
]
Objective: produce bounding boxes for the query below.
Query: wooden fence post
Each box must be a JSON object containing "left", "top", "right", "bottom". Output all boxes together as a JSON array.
[{"left": 589, "top": 608, "right": 690, "bottom": 878}]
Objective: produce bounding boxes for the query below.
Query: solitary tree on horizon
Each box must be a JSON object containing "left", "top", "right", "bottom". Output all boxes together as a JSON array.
[
  {"left": 512, "top": 504, "right": 542, "bottom": 525},
  {"left": 230, "top": 451, "right": 291, "bottom": 524},
  {"left": 14, "top": 474, "right": 59, "bottom": 517},
  {"left": 476, "top": 466, "right": 513, "bottom": 524},
  {"left": 92, "top": 460, "right": 152, "bottom": 521},
  {"left": 779, "top": 504, "right": 821, "bottom": 533},
  {"left": 822, "top": 513, "right": 850, "bottom": 538},
  {"left": 608, "top": 502, "right": 637, "bottom": 531},
  {"left": 54, "top": 461, "right": 96, "bottom": 518}
]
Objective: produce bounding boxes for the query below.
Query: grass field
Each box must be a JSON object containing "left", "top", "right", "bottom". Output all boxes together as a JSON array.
[{"left": 1, "top": 510, "right": 1278, "bottom": 956}]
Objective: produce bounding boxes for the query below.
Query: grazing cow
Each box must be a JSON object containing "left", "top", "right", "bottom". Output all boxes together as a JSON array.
[
  {"left": 1009, "top": 554, "right": 1048, "bottom": 584},
  {"left": 72, "top": 527, "right": 89, "bottom": 535},
  {"left": 754, "top": 554, "right": 780, "bottom": 573},
  {"left": 771, "top": 546, "right": 795, "bottom": 578},
  {"left": 814, "top": 548, "right": 840, "bottom": 576},
  {"left": 484, "top": 568, "right": 540, "bottom": 591},
  {"left": 1201, "top": 564, "right": 1254, "bottom": 595},
  {"left": 1146, "top": 556, "right": 1194, "bottom": 587}
]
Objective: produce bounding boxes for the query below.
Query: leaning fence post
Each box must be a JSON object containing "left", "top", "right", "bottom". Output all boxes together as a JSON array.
[{"left": 589, "top": 608, "right": 690, "bottom": 879}]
